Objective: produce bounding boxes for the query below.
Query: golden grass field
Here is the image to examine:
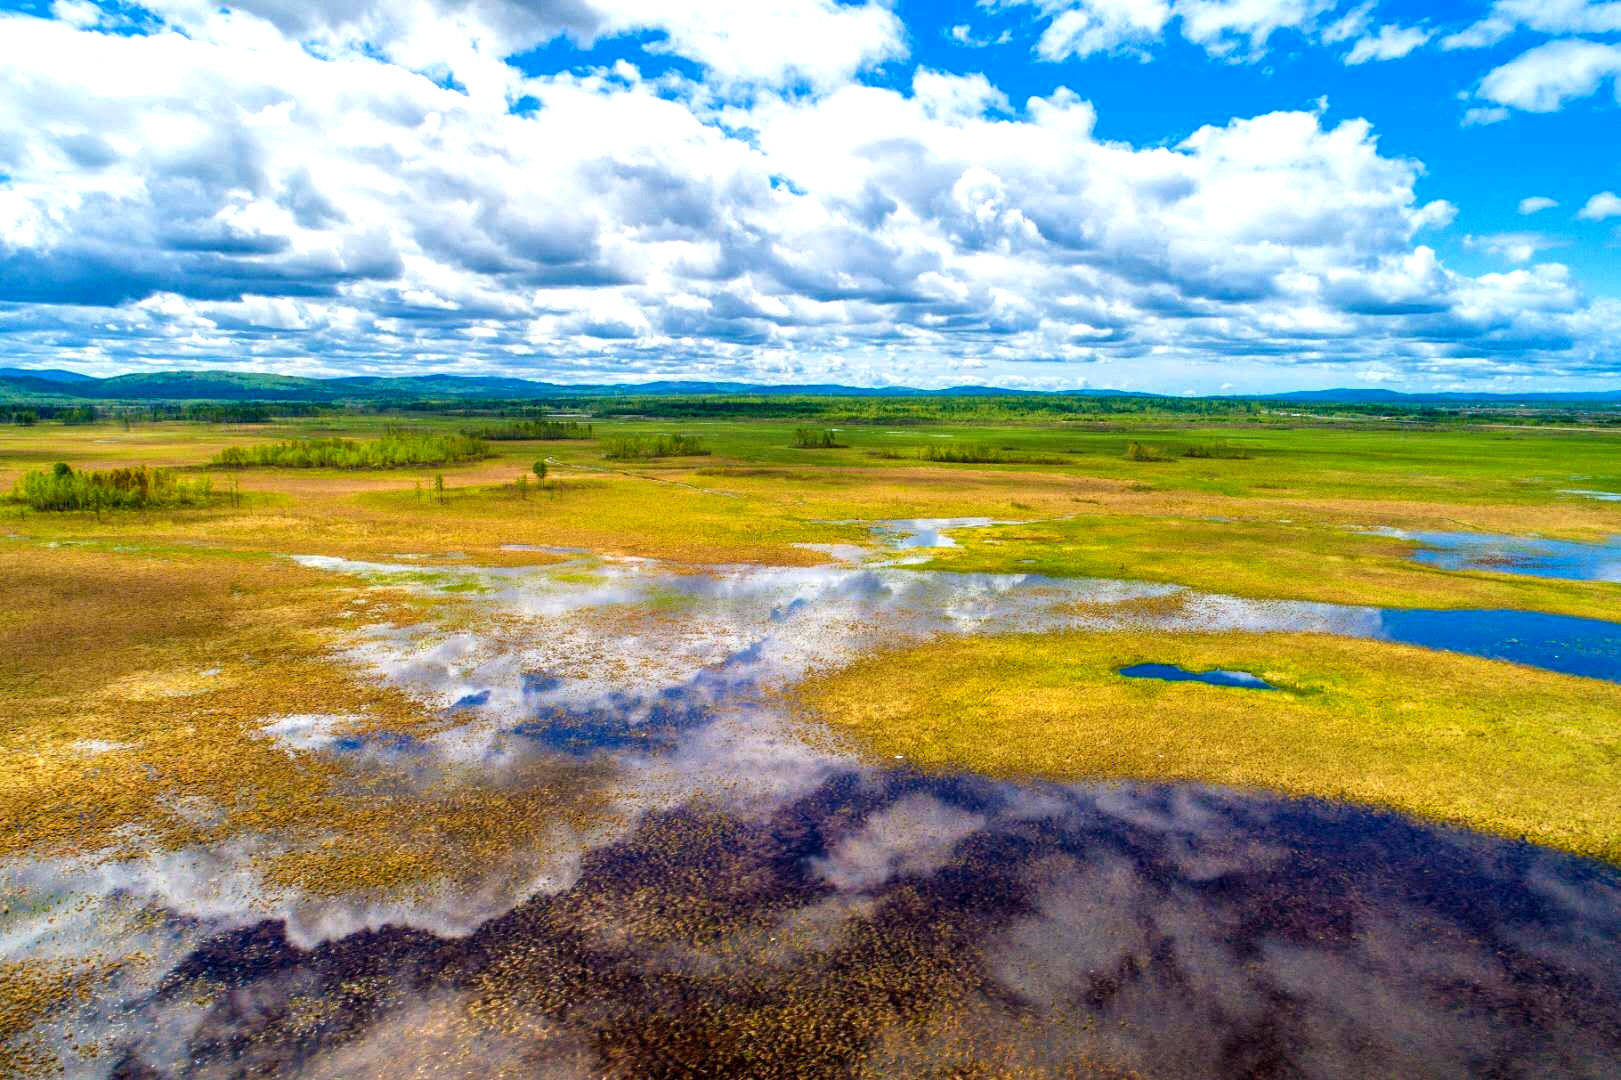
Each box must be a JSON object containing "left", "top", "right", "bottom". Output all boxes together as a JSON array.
[{"left": 796, "top": 629, "right": 1621, "bottom": 862}]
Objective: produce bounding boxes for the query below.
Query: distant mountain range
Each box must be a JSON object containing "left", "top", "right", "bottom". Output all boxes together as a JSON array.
[{"left": 1, "top": 366, "right": 1619, "bottom": 405}]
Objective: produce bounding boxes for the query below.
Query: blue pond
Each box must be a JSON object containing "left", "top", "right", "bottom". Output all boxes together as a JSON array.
[
  {"left": 1120, "top": 663, "right": 1275, "bottom": 689},
  {"left": 1118, "top": 612, "right": 1621, "bottom": 685},
  {"left": 1377, "top": 608, "right": 1621, "bottom": 682}
]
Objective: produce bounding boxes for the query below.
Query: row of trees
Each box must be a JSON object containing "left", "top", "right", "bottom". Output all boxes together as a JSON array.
[
  {"left": 5, "top": 405, "right": 96, "bottom": 425},
  {"left": 212, "top": 433, "right": 490, "bottom": 469},
  {"left": 601, "top": 434, "right": 709, "bottom": 460},
  {"left": 462, "top": 419, "right": 593, "bottom": 441},
  {"left": 11, "top": 463, "right": 214, "bottom": 512},
  {"left": 4, "top": 402, "right": 287, "bottom": 425}
]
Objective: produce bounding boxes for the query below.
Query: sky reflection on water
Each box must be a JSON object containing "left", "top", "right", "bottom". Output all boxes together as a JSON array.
[
  {"left": 1377, "top": 528, "right": 1621, "bottom": 584},
  {"left": 82, "top": 776, "right": 1621, "bottom": 1078}
]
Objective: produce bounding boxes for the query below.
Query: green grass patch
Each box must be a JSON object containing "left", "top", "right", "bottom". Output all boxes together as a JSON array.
[
  {"left": 917, "top": 443, "right": 1068, "bottom": 465},
  {"left": 1123, "top": 440, "right": 1174, "bottom": 462},
  {"left": 919, "top": 514, "right": 1621, "bottom": 620}
]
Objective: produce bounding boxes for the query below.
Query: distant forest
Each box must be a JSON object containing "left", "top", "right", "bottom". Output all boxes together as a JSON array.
[{"left": 3, "top": 368, "right": 1619, "bottom": 427}]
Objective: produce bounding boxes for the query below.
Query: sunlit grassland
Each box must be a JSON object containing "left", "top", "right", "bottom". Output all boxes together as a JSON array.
[
  {"left": 2, "top": 411, "right": 1619, "bottom": 879},
  {"left": 795, "top": 630, "right": 1621, "bottom": 862},
  {"left": 914, "top": 513, "right": 1621, "bottom": 620}
]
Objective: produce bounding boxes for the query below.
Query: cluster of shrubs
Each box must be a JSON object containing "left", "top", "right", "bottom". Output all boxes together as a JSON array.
[
  {"left": 212, "top": 433, "right": 489, "bottom": 469},
  {"left": 1123, "top": 441, "right": 1172, "bottom": 462},
  {"left": 792, "top": 428, "right": 846, "bottom": 449},
  {"left": 602, "top": 434, "right": 710, "bottom": 460},
  {"left": 11, "top": 462, "right": 214, "bottom": 511},
  {"left": 1181, "top": 442, "right": 1253, "bottom": 459},
  {"left": 463, "top": 419, "right": 593, "bottom": 441}
]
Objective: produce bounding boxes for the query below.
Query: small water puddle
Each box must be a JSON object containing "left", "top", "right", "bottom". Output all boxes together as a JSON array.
[
  {"left": 872, "top": 517, "right": 1016, "bottom": 549},
  {"left": 1120, "top": 663, "right": 1274, "bottom": 689},
  {"left": 1376, "top": 528, "right": 1621, "bottom": 583}
]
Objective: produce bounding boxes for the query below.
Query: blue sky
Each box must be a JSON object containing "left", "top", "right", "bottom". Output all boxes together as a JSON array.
[{"left": 0, "top": 0, "right": 1618, "bottom": 391}]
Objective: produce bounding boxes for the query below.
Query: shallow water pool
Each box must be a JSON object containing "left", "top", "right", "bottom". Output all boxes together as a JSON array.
[
  {"left": 1119, "top": 662, "right": 1275, "bottom": 689},
  {"left": 1379, "top": 527, "right": 1621, "bottom": 583}
]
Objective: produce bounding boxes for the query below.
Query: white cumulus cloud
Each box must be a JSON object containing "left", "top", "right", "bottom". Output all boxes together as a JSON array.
[
  {"left": 1344, "top": 23, "right": 1431, "bottom": 65},
  {"left": 1034, "top": 0, "right": 1173, "bottom": 60},
  {"left": 1477, "top": 39, "right": 1621, "bottom": 113},
  {"left": 1446, "top": 0, "right": 1621, "bottom": 51},
  {"left": 1579, "top": 191, "right": 1621, "bottom": 220}
]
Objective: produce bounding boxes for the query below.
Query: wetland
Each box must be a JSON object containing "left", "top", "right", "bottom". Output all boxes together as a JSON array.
[{"left": 2, "top": 402, "right": 1620, "bottom": 1077}]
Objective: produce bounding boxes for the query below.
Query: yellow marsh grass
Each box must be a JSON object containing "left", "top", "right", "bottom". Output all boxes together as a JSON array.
[
  {"left": 0, "top": 545, "right": 614, "bottom": 894},
  {"left": 796, "top": 630, "right": 1621, "bottom": 863}
]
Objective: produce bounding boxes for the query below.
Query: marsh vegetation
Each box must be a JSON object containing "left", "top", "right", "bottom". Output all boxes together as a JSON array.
[{"left": 2, "top": 397, "right": 1620, "bottom": 1077}]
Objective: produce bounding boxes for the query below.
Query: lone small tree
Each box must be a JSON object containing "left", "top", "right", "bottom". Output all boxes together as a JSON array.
[
  {"left": 433, "top": 473, "right": 446, "bottom": 506},
  {"left": 532, "top": 460, "right": 547, "bottom": 482}
]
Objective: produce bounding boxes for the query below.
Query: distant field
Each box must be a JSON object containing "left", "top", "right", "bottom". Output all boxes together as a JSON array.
[{"left": 2, "top": 409, "right": 1618, "bottom": 604}]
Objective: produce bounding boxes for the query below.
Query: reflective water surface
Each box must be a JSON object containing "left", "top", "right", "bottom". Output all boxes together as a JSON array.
[
  {"left": 85, "top": 778, "right": 1621, "bottom": 1078},
  {"left": 1119, "top": 663, "right": 1275, "bottom": 689},
  {"left": 6, "top": 532, "right": 1621, "bottom": 1077},
  {"left": 1377, "top": 528, "right": 1621, "bottom": 583}
]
